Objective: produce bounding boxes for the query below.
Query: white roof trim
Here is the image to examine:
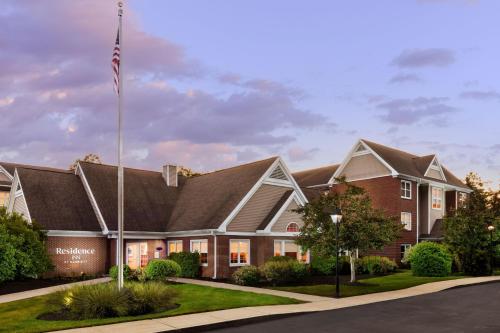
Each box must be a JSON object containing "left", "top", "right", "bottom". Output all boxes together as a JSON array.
[
  {"left": 328, "top": 139, "right": 398, "bottom": 184},
  {"left": 76, "top": 162, "right": 109, "bottom": 235},
  {"left": 7, "top": 169, "right": 33, "bottom": 224},
  {"left": 0, "top": 164, "right": 14, "bottom": 181},
  {"left": 424, "top": 156, "right": 447, "bottom": 182},
  {"left": 262, "top": 192, "right": 301, "bottom": 232}
]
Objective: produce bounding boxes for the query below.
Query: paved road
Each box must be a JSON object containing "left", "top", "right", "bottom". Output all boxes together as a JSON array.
[{"left": 200, "top": 282, "right": 500, "bottom": 333}]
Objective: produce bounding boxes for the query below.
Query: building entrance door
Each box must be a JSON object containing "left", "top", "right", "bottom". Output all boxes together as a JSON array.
[{"left": 126, "top": 242, "right": 148, "bottom": 269}]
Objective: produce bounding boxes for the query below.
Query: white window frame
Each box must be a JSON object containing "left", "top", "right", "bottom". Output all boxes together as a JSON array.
[
  {"left": 458, "top": 192, "right": 467, "bottom": 208},
  {"left": 229, "top": 239, "right": 250, "bottom": 267},
  {"left": 431, "top": 187, "right": 443, "bottom": 210},
  {"left": 167, "top": 240, "right": 183, "bottom": 256},
  {"left": 273, "top": 240, "right": 310, "bottom": 263},
  {"left": 401, "top": 212, "right": 412, "bottom": 231},
  {"left": 400, "top": 244, "right": 412, "bottom": 259},
  {"left": 401, "top": 180, "right": 412, "bottom": 199},
  {"left": 190, "top": 239, "right": 208, "bottom": 266}
]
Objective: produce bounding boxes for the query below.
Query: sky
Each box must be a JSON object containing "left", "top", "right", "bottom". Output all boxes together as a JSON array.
[{"left": 0, "top": 0, "right": 499, "bottom": 187}]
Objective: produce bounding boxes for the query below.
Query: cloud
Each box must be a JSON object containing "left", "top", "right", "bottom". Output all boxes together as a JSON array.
[
  {"left": 287, "top": 146, "right": 320, "bottom": 162},
  {"left": 388, "top": 73, "right": 422, "bottom": 84},
  {"left": 391, "top": 49, "right": 455, "bottom": 68},
  {"left": 0, "top": 0, "right": 330, "bottom": 171},
  {"left": 376, "top": 97, "right": 457, "bottom": 125},
  {"left": 459, "top": 90, "right": 500, "bottom": 101}
]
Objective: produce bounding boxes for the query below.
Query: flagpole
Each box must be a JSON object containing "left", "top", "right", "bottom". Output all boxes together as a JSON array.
[{"left": 117, "top": 0, "right": 125, "bottom": 290}]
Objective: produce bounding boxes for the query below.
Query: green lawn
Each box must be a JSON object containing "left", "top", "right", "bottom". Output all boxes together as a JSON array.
[
  {"left": 0, "top": 283, "right": 301, "bottom": 333},
  {"left": 272, "top": 270, "right": 465, "bottom": 298}
]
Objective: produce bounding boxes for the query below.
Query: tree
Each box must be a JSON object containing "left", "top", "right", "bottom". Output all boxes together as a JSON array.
[
  {"left": 295, "top": 180, "right": 402, "bottom": 282},
  {"left": 0, "top": 207, "right": 53, "bottom": 282},
  {"left": 177, "top": 166, "right": 202, "bottom": 178},
  {"left": 69, "top": 153, "right": 102, "bottom": 171},
  {"left": 443, "top": 173, "right": 499, "bottom": 275}
]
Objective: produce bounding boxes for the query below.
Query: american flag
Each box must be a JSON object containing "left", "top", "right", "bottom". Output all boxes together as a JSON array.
[{"left": 112, "top": 31, "right": 120, "bottom": 95}]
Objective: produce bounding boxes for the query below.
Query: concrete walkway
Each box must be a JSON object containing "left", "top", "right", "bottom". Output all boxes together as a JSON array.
[
  {"left": 55, "top": 275, "right": 500, "bottom": 333},
  {"left": 0, "top": 277, "right": 111, "bottom": 304}
]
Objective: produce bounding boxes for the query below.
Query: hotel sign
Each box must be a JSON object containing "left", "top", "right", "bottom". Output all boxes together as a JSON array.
[{"left": 55, "top": 247, "right": 96, "bottom": 265}]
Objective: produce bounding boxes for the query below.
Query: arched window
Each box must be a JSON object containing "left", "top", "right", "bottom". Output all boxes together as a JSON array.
[{"left": 286, "top": 222, "right": 299, "bottom": 232}]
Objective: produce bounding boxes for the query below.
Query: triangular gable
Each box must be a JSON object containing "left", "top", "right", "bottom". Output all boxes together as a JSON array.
[
  {"left": 263, "top": 193, "right": 303, "bottom": 233},
  {"left": 218, "top": 157, "right": 307, "bottom": 232},
  {"left": 329, "top": 139, "right": 398, "bottom": 184},
  {"left": 424, "top": 156, "right": 447, "bottom": 181},
  {"left": 7, "top": 170, "right": 32, "bottom": 223}
]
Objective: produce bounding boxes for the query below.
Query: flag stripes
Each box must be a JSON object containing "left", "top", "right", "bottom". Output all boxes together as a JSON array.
[{"left": 112, "top": 31, "right": 120, "bottom": 95}]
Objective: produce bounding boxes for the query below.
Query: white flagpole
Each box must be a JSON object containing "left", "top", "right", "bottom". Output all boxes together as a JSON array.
[{"left": 117, "top": 1, "right": 125, "bottom": 290}]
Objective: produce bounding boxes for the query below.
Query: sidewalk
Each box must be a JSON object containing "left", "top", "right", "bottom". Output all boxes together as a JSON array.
[
  {"left": 55, "top": 275, "right": 500, "bottom": 333},
  {"left": 0, "top": 277, "right": 111, "bottom": 304}
]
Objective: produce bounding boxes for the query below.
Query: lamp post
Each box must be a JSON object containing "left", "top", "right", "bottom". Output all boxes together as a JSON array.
[
  {"left": 488, "top": 225, "right": 495, "bottom": 275},
  {"left": 323, "top": 207, "right": 343, "bottom": 298}
]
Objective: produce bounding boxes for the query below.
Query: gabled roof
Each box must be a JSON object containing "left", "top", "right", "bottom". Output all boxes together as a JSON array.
[
  {"left": 79, "top": 162, "right": 178, "bottom": 232},
  {"left": 361, "top": 139, "right": 467, "bottom": 189},
  {"left": 293, "top": 164, "right": 340, "bottom": 188},
  {"left": 0, "top": 161, "right": 65, "bottom": 177},
  {"left": 15, "top": 167, "right": 101, "bottom": 231},
  {"left": 167, "top": 157, "right": 278, "bottom": 232}
]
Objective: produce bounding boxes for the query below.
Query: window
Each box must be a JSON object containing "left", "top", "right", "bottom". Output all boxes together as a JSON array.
[
  {"left": 168, "top": 240, "right": 183, "bottom": 255},
  {"left": 432, "top": 187, "right": 443, "bottom": 210},
  {"left": 286, "top": 222, "right": 299, "bottom": 233},
  {"left": 127, "top": 242, "right": 148, "bottom": 270},
  {"left": 401, "top": 212, "right": 412, "bottom": 231},
  {"left": 401, "top": 180, "right": 412, "bottom": 199},
  {"left": 230, "top": 239, "right": 250, "bottom": 266},
  {"left": 458, "top": 192, "right": 467, "bottom": 208},
  {"left": 0, "top": 191, "right": 9, "bottom": 207},
  {"left": 400, "top": 244, "right": 411, "bottom": 260},
  {"left": 274, "top": 240, "right": 309, "bottom": 263},
  {"left": 190, "top": 239, "right": 208, "bottom": 265}
]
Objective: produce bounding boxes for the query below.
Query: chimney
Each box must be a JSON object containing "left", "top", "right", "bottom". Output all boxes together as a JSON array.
[{"left": 162, "top": 164, "right": 178, "bottom": 187}]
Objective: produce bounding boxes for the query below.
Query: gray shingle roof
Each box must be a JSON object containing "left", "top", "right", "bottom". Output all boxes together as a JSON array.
[{"left": 292, "top": 164, "right": 340, "bottom": 188}]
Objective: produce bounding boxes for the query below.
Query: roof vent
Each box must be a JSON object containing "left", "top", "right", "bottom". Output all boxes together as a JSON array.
[
  {"left": 162, "top": 164, "right": 178, "bottom": 187},
  {"left": 269, "top": 165, "right": 287, "bottom": 180}
]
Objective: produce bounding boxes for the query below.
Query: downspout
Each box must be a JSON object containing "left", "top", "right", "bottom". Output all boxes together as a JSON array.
[
  {"left": 212, "top": 231, "right": 217, "bottom": 280},
  {"left": 416, "top": 182, "right": 420, "bottom": 244}
]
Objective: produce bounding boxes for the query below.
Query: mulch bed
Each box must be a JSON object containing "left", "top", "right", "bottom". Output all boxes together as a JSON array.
[{"left": 0, "top": 278, "right": 85, "bottom": 296}]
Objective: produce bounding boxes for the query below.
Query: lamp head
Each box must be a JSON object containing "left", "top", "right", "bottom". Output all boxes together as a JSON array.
[
  {"left": 323, "top": 207, "right": 342, "bottom": 224},
  {"left": 488, "top": 225, "right": 495, "bottom": 232}
]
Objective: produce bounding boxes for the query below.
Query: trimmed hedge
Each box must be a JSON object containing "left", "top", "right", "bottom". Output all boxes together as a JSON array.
[
  {"left": 261, "top": 257, "right": 308, "bottom": 285},
  {"left": 143, "top": 259, "right": 181, "bottom": 281},
  {"left": 169, "top": 252, "right": 200, "bottom": 278},
  {"left": 356, "top": 256, "right": 397, "bottom": 275},
  {"left": 108, "top": 265, "right": 133, "bottom": 280},
  {"left": 232, "top": 265, "right": 260, "bottom": 286},
  {"left": 310, "top": 255, "right": 350, "bottom": 276},
  {"left": 407, "top": 242, "right": 452, "bottom": 277}
]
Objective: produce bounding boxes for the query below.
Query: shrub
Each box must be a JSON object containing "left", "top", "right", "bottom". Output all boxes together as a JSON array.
[
  {"left": 127, "top": 282, "right": 178, "bottom": 315},
  {"left": 144, "top": 259, "right": 181, "bottom": 281},
  {"left": 63, "top": 283, "right": 131, "bottom": 319},
  {"left": 407, "top": 242, "right": 452, "bottom": 277},
  {"left": 232, "top": 265, "right": 260, "bottom": 286},
  {"left": 266, "top": 255, "right": 296, "bottom": 263},
  {"left": 310, "top": 254, "right": 350, "bottom": 276},
  {"left": 261, "top": 258, "right": 309, "bottom": 285},
  {"left": 0, "top": 208, "right": 52, "bottom": 281},
  {"left": 108, "top": 265, "right": 133, "bottom": 280},
  {"left": 356, "top": 256, "right": 397, "bottom": 275},
  {"left": 169, "top": 252, "right": 200, "bottom": 278},
  {"left": 60, "top": 282, "right": 178, "bottom": 319}
]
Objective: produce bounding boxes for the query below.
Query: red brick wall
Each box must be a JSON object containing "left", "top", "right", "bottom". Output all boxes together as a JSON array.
[
  {"left": 45, "top": 236, "right": 108, "bottom": 277},
  {"left": 331, "top": 176, "right": 418, "bottom": 263}
]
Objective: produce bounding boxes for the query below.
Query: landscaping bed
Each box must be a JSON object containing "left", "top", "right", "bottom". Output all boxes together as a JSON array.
[
  {"left": 0, "top": 283, "right": 302, "bottom": 333},
  {"left": 0, "top": 277, "right": 92, "bottom": 296},
  {"left": 270, "top": 270, "right": 465, "bottom": 298}
]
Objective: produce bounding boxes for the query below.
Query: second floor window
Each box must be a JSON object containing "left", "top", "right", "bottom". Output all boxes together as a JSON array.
[
  {"left": 401, "top": 180, "right": 412, "bottom": 199},
  {"left": 286, "top": 222, "right": 299, "bottom": 232},
  {"left": 401, "top": 212, "right": 412, "bottom": 231},
  {"left": 432, "top": 187, "right": 443, "bottom": 210}
]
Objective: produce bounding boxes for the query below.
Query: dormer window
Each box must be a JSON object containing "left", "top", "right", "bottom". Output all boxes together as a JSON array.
[
  {"left": 401, "top": 180, "right": 412, "bottom": 199},
  {"left": 286, "top": 222, "right": 299, "bottom": 232}
]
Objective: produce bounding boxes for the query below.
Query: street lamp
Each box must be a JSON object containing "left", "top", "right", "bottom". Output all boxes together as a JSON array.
[
  {"left": 323, "top": 207, "right": 343, "bottom": 298},
  {"left": 488, "top": 225, "right": 495, "bottom": 275}
]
